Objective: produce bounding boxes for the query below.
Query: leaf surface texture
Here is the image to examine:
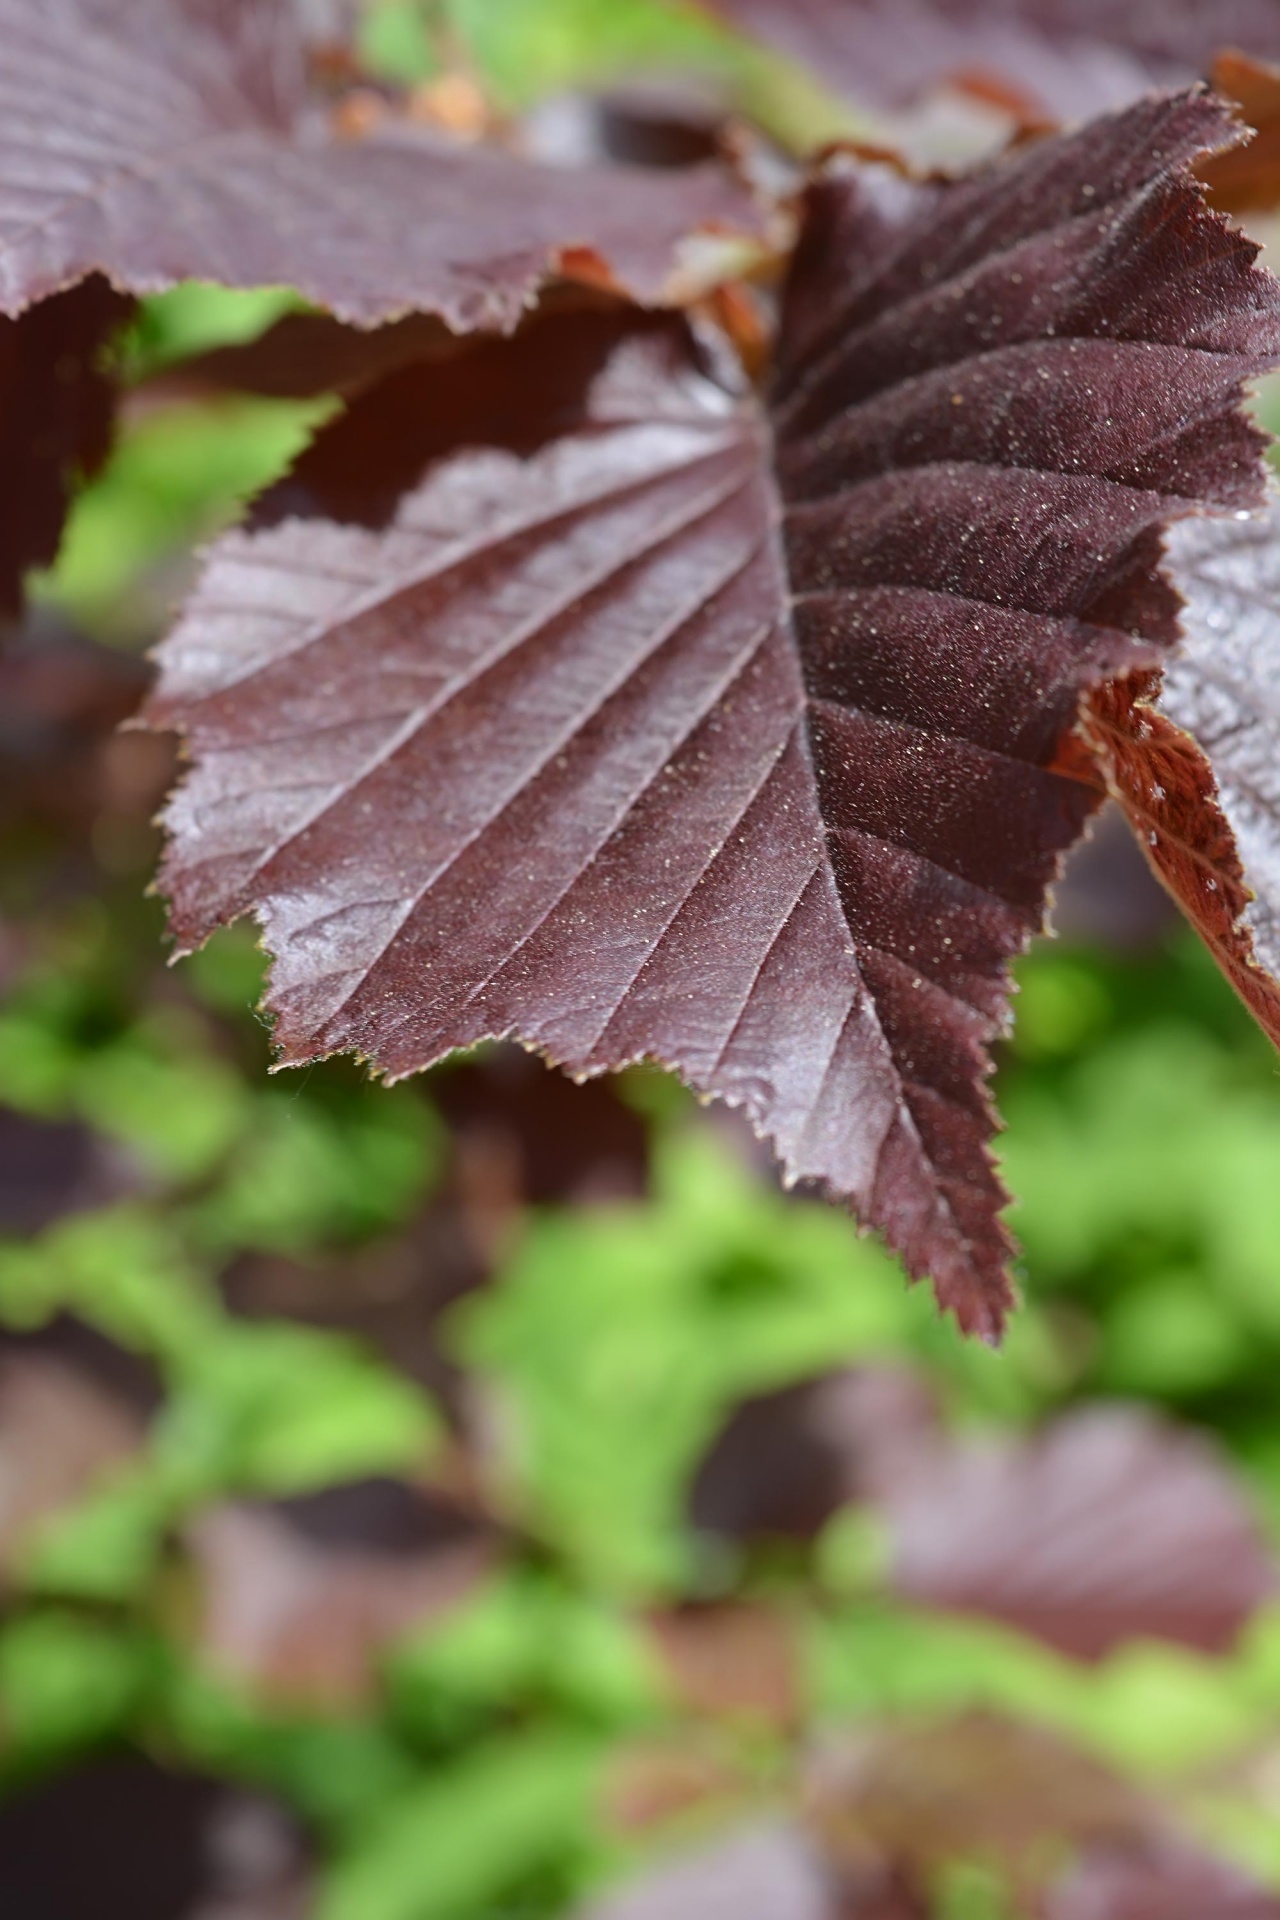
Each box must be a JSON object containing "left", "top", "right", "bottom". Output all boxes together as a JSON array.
[
  {"left": 0, "top": 0, "right": 757, "bottom": 328},
  {"left": 148, "top": 93, "right": 1280, "bottom": 1334}
]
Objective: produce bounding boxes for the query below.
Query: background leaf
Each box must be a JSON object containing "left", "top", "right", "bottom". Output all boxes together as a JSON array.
[{"left": 0, "top": 0, "right": 760, "bottom": 330}]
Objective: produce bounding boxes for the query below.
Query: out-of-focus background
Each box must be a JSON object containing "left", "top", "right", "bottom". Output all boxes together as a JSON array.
[{"left": 5, "top": 4, "right": 1280, "bottom": 1916}]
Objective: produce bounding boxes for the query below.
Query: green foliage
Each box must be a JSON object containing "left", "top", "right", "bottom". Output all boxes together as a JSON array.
[
  {"left": 363, "top": 0, "right": 858, "bottom": 146},
  {"left": 457, "top": 1127, "right": 1048, "bottom": 1593},
  {"left": 388, "top": 1570, "right": 664, "bottom": 1747},
  {"left": 1002, "top": 939, "right": 1280, "bottom": 1524},
  {"left": 321, "top": 1733, "right": 607, "bottom": 1920},
  {"left": 36, "top": 394, "right": 331, "bottom": 642},
  {"left": 7, "top": 904, "right": 1280, "bottom": 1901},
  {"left": 118, "top": 284, "right": 304, "bottom": 381},
  {"left": 0, "top": 1614, "right": 155, "bottom": 1771}
]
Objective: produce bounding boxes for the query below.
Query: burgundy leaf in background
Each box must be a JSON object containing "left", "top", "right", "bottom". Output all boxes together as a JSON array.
[
  {"left": 710, "top": 0, "right": 1280, "bottom": 124},
  {"left": 0, "top": 1107, "right": 137, "bottom": 1236},
  {"left": 0, "top": 0, "right": 759, "bottom": 331},
  {"left": 146, "top": 92, "right": 1280, "bottom": 1335},
  {"left": 0, "top": 614, "right": 172, "bottom": 901},
  {"left": 647, "top": 1603, "right": 801, "bottom": 1728},
  {"left": 808, "top": 1712, "right": 1151, "bottom": 1894},
  {"left": 149, "top": 310, "right": 461, "bottom": 406},
  {"left": 0, "top": 278, "right": 130, "bottom": 618},
  {"left": 886, "top": 1406, "right": 1276, "bottom": 1659},
  {"left": 690, "top": 1366, "right": 940, "bottom": 1541},
  {"left": 189, "top": 1487, "right": 495, "bottom": 1710},
  {"left": 435, "top": 1046, "right": 650, "bottom": 1208},
  {"left": 0, "top": 1353, "right": 146, "bottom": 1583},
  {"left": 1048, "top": 1844, "right": 1280, "bottom": 1920}
]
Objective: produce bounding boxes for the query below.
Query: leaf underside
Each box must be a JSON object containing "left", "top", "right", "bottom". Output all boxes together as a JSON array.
[
  {"left": 146, "top": 90, "right": 1280, "bottom": 1338},
  {"left": 0, "top": 0, "right": 759, "bottom": 330},
  {"left": 1077, "top": 490, "right": 1280, "bottom": 1049}
]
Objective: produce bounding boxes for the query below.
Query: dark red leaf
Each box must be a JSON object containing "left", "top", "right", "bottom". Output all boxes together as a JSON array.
[
  {"left": 0, "top": 0, "right": 759, "bottom": 330},
  {"left": 1075, "top": 491, "right": 1280, "bottom": 1048},
  {"left": 0, "top": 277, "right": 130, "bottom": 618},
  {"left": 885, "top": 1406, "right": 1277, "bottom": 1658},
  {"left": 689, "top": 1367, "right": 941, "bottom": 1541},
  {"left": 146, "top": 93, "right": 1279, "bottom": 1336},
  {"left": 712, "top": 0, "right": 1280, "bottom": 123}
]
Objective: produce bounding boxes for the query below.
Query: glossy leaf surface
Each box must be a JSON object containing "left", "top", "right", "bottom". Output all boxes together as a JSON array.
[{"left": 147, "top": 93, "right": 1280, "bottom": 1335}]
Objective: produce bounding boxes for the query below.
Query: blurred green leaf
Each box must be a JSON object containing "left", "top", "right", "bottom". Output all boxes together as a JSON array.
[
  {"left": 381, "top": 0, "right": 861, "bottom": 149},
  {"left": 322, "top": 1732, "right": 604, "bottom": 1920},
  {"left": 162, "top": 1322, "right": 441, "bottom": 1497},
  {"left": 166, "top": 1665, "right": 422, "bottom": 1833},
  {"left": 20, "top": 1469, "right": 173, "bottom": 1604},
  {"left": 119, "top": 284, "right": 304, "bottom": 382},
  {"left": 455, "top": 1126, "right": 1043, "bottom": 1593},
  {"left": 192, "top": 1082, "right": 442, "bottom": 1258},
  {"left": 389, "top": 1570, "right": 663, "bottom": 1749},
  {"left": 35, "top": 394, "right": 332, "bottom": 643},
  {"left": 0, "top": 1208, "right": 216, "bottom": 1361},
  {"left": 0, "top": 1615, "right": 152, "bottom": 1767},
  {"left": 75, "top": 1018, "right": 251, "bottom": 1184}
]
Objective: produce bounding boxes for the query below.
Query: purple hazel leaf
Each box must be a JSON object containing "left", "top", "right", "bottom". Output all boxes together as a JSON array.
[
  {"left": 144, "top": 92, "right": 1280, "bottom": 1336},
  {"left": 0, "top": 0, "right": 761, "bottom": 330}
]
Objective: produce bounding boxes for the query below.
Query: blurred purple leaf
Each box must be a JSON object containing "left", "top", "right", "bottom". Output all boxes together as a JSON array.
[{"left": 886, "top": 1406, "right": 1277, "bottom": 1659}]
